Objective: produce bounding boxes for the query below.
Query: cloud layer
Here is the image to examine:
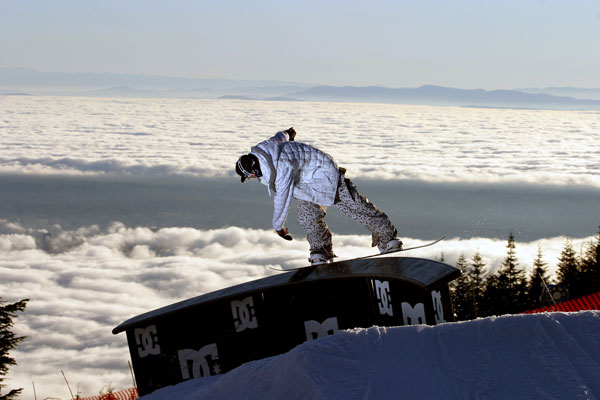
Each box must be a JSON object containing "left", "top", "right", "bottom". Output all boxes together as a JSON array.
[
  {"left": 1, "top": 96, "right": 599, "bottom": 398},
  {"left": 2, "top": 96, "right": 599, "bottom": 187},
  {"left": 1, "top": 220, "right": 595, "bottom": 398}
]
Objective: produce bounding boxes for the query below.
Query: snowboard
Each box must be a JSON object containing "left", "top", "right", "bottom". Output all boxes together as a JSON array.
[{"left": 270, "top": 236, "right": 445, "bottom": 272}]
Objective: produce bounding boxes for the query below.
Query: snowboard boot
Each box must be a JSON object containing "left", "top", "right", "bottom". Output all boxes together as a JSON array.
[
  {"left": 379, "top": 238, "right": 403, "bottom": 254},
  {"left": 309, "top": 253, "right": 332, "bottom": 266}
]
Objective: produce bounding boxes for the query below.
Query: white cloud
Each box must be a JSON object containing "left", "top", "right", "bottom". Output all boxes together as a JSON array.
[
  {"left": 1, "top": 97, "right": 599, "bottom": 187},
  {"left": 0, "top": 234, "right": 36, "bottom": 251}
]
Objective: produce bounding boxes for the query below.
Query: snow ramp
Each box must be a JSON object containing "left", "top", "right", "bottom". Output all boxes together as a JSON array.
[{"left": 141, "top": 311, "right": 600, "bottom": 400}]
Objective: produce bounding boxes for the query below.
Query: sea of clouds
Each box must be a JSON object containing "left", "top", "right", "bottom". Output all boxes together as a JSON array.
[
  {"left": 2, "top": 96, "right": 599, "bottom": 186},
  {"left": 1, "top": 96, "right": 599, "bottom": 398}
]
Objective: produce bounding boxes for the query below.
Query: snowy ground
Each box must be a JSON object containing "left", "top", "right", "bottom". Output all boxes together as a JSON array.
[{"left": 141, "top": 312, "right": 600, "bottom": 400}]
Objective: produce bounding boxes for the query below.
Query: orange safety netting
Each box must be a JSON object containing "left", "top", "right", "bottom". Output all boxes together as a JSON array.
[
  {"left": 523, "top": 291, "right": 600, "bottom": 314},
  {"left": 77, "top": 388, "right": 138, "bottom": 400}
]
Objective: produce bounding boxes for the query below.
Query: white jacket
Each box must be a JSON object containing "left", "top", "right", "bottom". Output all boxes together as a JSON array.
[{"left": 250, "top": 131, "right": 340, "bottom": 230}]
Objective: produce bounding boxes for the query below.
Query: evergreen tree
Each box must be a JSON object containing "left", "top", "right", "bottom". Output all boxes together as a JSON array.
[
  {"left": 436, "top": 252, "right": 445, "bottom": 262},
  {"left": 468, "top": 251, "right": 488, "bottom": 318},
  {"left": 481, "top": 271, "right": 500, "bottom": 317},
  {"left": 0, "top": 298, "right": 28, "bottom": 400},
  {"left": 528, "top": 246, "right": 549, "bottom": 309},
  {"left": 450, "top": 254, "right": 474, "bottom": 321},
  {"left": 579, "top": 227, "right": 600, "bottom": 296},
  {"left": 556, "top": 239, "right": 581, "bottom": 299},
  {"left": 494, "top": 233, "right": 528, "bottom": 314}
]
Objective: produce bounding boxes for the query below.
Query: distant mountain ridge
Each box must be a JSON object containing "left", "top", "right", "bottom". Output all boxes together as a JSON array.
[
  {"left": 291, "top": 85, "right": 600, "bottom": 109},
  {"left": 0, "top": 67, "right": 302, "bottom": 89},
  {"left": 2, "top": 67, "right": 600, "bottom": 109},
  {"left": 516, "top": 86, "right": 600, "bottom": 101}
]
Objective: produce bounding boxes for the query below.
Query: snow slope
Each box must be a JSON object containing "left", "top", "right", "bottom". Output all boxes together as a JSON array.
[{"left": 141, "top": 312, "right": 600, "bottom": 400}]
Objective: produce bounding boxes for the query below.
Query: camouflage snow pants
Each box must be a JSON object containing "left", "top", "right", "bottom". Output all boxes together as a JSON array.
[{"left": 297, "top": 174, "right": 397, "bottom": 259}]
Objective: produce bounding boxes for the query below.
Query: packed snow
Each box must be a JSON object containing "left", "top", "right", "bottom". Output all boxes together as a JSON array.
[{"left": 142, "top": 312, "right": 600, "bottom": 400}]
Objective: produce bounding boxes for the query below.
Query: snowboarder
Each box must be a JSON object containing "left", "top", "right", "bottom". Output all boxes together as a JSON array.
[{"left": 235, "top": 127, "right": 402, "bottom": 265}]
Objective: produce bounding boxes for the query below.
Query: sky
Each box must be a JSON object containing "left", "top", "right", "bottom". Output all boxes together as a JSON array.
[{"left": 2, "top": 0, "right": 600, "bottom": 89}]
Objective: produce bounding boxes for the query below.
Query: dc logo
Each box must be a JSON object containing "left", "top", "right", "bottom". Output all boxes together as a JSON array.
[
  {"left": 304, "top": 317, "right": 339, "bottom": 341},
  {"left": 431, "top": 290, "right": 445, "bottom": 324},
  {"left": 373, "top": 279, "right": 393, "bottom": 316},
  {"left": 231, "top": 296, "right": 258, "bottom": 332},
  {"left": 178, "top": 344, "right": 220, "bottom": 379},
  {"left": 401, "top": 302, "right": 426, "bottom": 325},
  {"left": 134, "top": 324, "right": 161, "bottom": 358}
]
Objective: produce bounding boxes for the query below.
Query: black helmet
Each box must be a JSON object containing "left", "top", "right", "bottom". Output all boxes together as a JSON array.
[{"left": 235, "top": 154, "right": 262, "bottom": 182}]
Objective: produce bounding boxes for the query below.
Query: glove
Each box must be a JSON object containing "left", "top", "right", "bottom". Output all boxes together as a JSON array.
[
  {"left": 285, "top": 127, "right": 296, "bottom": 141},
  {"left": 276, "top": 227, "right": 293, "bottom": 241}
]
